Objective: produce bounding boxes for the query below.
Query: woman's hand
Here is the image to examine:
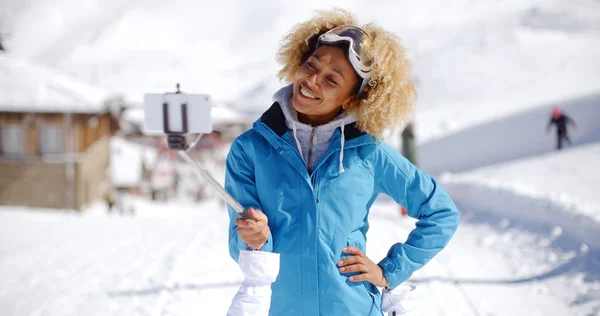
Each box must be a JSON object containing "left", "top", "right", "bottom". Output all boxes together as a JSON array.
[
  {"left": 338, "top": 246, "right": 389, "bottom": 288},
  {"left": 235, "top": 208, "right": 270, "bottom": 250}
]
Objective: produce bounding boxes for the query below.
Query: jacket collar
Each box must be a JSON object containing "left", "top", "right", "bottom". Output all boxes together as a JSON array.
[
  {"left": 259, "top": 102, "right": 367, "bottom": 141},
  {"left": 254, "top": 102, "right": 376, "bottom": 179}
]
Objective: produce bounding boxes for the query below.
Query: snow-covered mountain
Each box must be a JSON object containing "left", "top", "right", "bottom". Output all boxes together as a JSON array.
[
  {"left": 3, "top": 1, "right": 599, "bottom": 132},
  {"left": 1, "top": 1, "right": 599, "bottom": 315}
]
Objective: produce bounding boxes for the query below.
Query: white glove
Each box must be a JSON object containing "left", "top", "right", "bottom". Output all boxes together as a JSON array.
[
  {"left": 227, "top": 250, "right": 280, "bottom": 316},
  {"left": 381, "top": 284, "right": 417, "bottom": 316}
]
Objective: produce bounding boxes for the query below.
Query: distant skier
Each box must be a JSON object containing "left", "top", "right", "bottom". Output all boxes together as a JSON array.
[{"left": 547, "top": 106, "right": 576, "bottom": 150}]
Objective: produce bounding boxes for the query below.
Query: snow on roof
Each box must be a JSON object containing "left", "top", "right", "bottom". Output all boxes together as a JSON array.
[
  {"left": 0, "top": 53, "right": 116, "bottom": 113},
  {"left": 211, "top": 106, "right": 255, "bottom": 126}
]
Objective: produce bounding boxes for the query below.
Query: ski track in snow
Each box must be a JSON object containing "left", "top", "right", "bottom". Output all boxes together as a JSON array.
[
  {"left": 369, "top": 200, "right": 599, "bottom": 316},
  {"left": 3, "top": 149, "right": 600, "bottom": 316},
  {"left": 368, "top": 207, "right": 481, "bottom": 316}
]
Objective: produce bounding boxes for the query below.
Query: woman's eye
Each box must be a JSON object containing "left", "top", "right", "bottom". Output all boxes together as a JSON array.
[
  {"left": 306, "top": 62, "right": 316, "bottom": 70},
  {"left": 327, "top": 76, "right": 337, "bottom": 85}
]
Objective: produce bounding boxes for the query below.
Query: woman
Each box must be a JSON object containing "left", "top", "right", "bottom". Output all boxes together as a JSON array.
[{"left": 225, "top": 9, "right": 459, "bottom": 316}]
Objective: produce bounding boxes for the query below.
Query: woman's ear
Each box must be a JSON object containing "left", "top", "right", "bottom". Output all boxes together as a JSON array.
[{"left": 342, "top": 96, "right": 355, "bottom": 111}]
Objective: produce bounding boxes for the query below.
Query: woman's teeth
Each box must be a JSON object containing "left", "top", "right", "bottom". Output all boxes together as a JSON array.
[{"left": 300, "top": 87, "right": 318, "bottom": 99}]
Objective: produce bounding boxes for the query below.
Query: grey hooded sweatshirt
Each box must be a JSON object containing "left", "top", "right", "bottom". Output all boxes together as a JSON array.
[{"left": 273, "top": 85, "right": 358, "bottom": 174}]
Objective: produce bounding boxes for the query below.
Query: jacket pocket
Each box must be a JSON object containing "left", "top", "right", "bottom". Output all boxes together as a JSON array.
[
  {"left": 365, "top": 282, "right": 382, "bottom": 313},
  {"left": 344, "top": 238, "right": 382, "bottom": 313},
  {"left": 339, "top": 238, "right": 382, "bottom": 314}
]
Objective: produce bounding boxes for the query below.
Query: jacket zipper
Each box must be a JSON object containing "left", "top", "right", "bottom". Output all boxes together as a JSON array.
[
  {"left": 309, "top": 127, "right": 320, "bottom": 311},
  {"left": 308, "top": 127, "right": 319, "bottom": 203},
  {"left": 311, "top": 170, "right": 319, "bottom": 203},
  {"left": 307, "top": 127, "right": 318, "bottom": 174}
]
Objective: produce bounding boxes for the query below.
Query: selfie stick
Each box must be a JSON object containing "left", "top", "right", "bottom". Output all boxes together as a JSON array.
[{"left": 163, "top": 84, "right": 253, "bottom": 220}]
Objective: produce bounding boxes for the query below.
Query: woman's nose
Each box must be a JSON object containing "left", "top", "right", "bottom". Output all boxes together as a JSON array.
[{"left": 306, "top": 73, "right": 319, "bottom": 87}]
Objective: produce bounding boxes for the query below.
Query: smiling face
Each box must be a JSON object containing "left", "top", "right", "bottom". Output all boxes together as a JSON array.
[{"left": 292, "top": 45, "right": 360, "bottom": 126}]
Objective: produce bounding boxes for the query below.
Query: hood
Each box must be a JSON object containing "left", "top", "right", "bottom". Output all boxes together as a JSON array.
[{"left": 272, "top": 84, "right": 358, "bottom": 173}]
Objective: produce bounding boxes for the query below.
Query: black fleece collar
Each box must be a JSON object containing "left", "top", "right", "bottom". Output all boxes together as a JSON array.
[{"left": 260, "top": 102, "right": 367, "bottom": 141}]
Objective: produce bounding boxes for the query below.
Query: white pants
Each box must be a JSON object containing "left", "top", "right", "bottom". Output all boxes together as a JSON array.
[
  {"left": 227, "top": 251, "right": 280, "bottom": 316},
  {"left": 381, "top": 284, "right": 418, "bottom": 316},
  {"left": 226, "top": 251, "right": 417, "bottom": 316}
]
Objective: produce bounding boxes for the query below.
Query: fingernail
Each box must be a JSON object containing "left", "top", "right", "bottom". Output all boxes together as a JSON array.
[
  {"left": 338, "top": 260, "right": 343, "bottom": 265},
  {"left": 343, "top": 247, "right": 347, "bottom": 251},
  {"left": 349, "top": 277, "right": 354, "bottom": 281},
  {"left": 339, "top": 267, "right": 345, "bottom": 272}
]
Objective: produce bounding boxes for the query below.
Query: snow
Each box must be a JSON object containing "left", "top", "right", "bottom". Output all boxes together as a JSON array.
[
  {"left": 439, "top": 142, "right": 600, "bottom": 250},
  {"left": 3, "top": 0, "right": 599, "bottom": 117},
  {"left": 0, "top": 53, "right": 116, "bottom": 113},
  {"left": 1, "top": 0, "right": 600, "bottom": 315},
  {"left": 2, "top": 109, "right": 600, "bottom": 315},
  {"left": 2, "top": 179, "right": 599, "bottom": 315},
  {"left": 3, "top": 136, "right": 600, "bottom": 316},
  {"left": 444, "top": 142, "right": 600, "bottom": 215},
  {"left": 419, "top": 92, "right": 600, "bottom": 174},
  {"left": 110, "top": 137, "right": 156, "bottom": 188},
  {"left": 0, "top": 201, "right": 242, "bottom": 316},
  {"left": 368, "top": 203, "right": 598, "bottom": 316}
]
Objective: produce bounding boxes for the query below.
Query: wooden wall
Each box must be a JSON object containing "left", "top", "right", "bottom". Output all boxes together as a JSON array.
[
  {"left": 0, "top": 160, "right": 68, "bottom": 209},
  {"left": 0, "top": 110, "right": 118, "bottom": 210},
  {"left": 0, "top": 112, "right": 115, "bottom": 156}
]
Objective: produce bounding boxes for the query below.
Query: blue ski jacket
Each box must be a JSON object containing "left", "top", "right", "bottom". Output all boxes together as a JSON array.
[{"left": 225, "top": 103, "right": 459, "bottom": 315}]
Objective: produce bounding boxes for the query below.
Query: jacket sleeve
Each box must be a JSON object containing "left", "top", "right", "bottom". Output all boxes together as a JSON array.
[
  {"left": 374, "top": 142, "right": 459, "bottom": 289},
  {"left": 225, "top": 138, "right": 273, "bottom": 263}
]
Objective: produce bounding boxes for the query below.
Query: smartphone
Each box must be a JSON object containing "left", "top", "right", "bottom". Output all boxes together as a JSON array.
[{"left": 143, "top": 93, "right": 213, "bottom": 134}]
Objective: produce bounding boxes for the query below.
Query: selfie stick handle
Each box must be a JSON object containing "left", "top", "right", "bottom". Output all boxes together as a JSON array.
[
  {"left": 163, "top": 84, "right": 253, "bottom": 220},
  {"left": 177, "top": 150, "right": 252, "bottom": 219}
]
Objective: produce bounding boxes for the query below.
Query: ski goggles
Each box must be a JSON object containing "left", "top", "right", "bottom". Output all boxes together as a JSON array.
[{"left": 317, "top": 25, "right": 374, "bottom": 95}]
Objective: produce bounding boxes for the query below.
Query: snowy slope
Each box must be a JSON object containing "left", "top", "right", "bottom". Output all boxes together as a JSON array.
[
  {"left": 439, "top": 142, "right": 600, "bottom": 248},
  {"left": 412, "top": 2, "right": 600, "bottom": 142},
  {"left": 370, "top": 203, "right": 599, "bottom": 316},
  {"left": 1, "top": 1, "right": 600, "bottom": 315},
  {"left": 2, "top": 194, "right": 598, "bottom": 315},
  {"left": 3, "top": 0, "right": 599, "bottom": 125},
  {"left": 0, "top": 200, "right": 243, "bottom": 316},
  {"left": 419, "top": 92, "right": 600, "bottom": 174},
  {"left": 446, "top": 142, "right": 600, "bottom": 209}
]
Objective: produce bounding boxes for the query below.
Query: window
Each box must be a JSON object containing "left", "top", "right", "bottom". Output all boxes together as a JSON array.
[
  {"left": 39, "top": 125, "right": 64, "bottom": 155},
  {"left": 1, "top": 124, "right": 25, "bottom": 157}
]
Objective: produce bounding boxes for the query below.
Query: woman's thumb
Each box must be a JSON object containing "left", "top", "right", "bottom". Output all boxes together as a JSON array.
[{"left": 248, "top": 208, "right": 267, "bottom": 222}]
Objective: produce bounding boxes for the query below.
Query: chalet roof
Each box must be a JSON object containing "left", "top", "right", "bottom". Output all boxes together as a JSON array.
[{"left": 0, "top": 53, "right": 118, "bottom": 113}]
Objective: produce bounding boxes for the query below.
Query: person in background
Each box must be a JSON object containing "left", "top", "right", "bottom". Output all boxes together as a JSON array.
[
  {"left": 547, "top": 106, "right": 577, "bottom": 150},
  {"left": 104, "top": 188, "right": 117, "bottom": 213},
  {"left": 398, "top": 121, "right": 417, "bottom": 216},
  {"left": 401, "top": 121, "right": 417, "bottom": 166}
]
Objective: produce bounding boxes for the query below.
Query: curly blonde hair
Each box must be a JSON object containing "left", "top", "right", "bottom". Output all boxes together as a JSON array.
[{"left": 277, "top": 8, "right": 417, "bottom": 139}]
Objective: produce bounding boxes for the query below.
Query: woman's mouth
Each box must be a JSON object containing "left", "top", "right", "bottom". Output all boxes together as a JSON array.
[{"left": 299, "top": 85, "right": 319, "bottom": 100}]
